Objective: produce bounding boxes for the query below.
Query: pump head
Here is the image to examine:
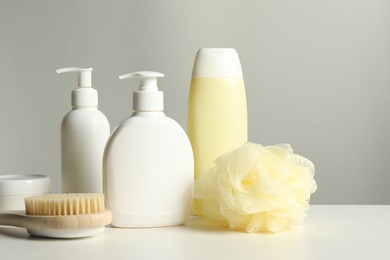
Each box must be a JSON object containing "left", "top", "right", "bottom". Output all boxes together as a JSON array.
[
  {"left": 56, "top": 67, "right": 93, "bottom": 88},
  {"left": 56, "top": 67, "right": 97, "bottom": 107},
  {"left": 119, "top": 71, "right": 165, "bottom": 112}
]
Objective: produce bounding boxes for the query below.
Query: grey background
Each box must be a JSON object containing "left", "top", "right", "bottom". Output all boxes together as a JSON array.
[{"left": 0, "top": 0, "right": 389, "bottom": 204}]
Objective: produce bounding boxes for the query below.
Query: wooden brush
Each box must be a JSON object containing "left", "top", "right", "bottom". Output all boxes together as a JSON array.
[{"left": 0, "top": 193, "right": 112, "bottom": 238}]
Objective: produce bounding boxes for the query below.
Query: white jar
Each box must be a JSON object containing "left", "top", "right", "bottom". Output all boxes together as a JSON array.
[{"left": 0, "top": 174, "right": 51, "bottom": 211}]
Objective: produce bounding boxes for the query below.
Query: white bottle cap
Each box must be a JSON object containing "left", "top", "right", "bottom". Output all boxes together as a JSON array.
[
  {"left": 56, "top": 67, "right": 98, "bottom": 107},
  {"left": 191, "top": 48, "right": 243, "bottom": 79},
  {"left": 119, "top": 71, "right": 164, "bottom": 111}
]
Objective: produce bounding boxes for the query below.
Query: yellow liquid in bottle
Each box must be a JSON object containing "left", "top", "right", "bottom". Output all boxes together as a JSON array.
[{"left": 188, "top": 78, "right": 248, "bottom": 215}]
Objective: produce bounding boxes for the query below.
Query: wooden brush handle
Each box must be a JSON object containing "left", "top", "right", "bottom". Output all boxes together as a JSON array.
[
  {"left": 0, "top": 210, "right": 112, "bottom": 230},
  {"left": 0, "top": 211, "right": 31, "bottom": 229}
]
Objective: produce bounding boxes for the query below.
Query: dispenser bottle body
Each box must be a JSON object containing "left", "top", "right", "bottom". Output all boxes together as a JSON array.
[
  {"left": 61, "top": 107, "right": 110, "bottom": 193},
  {"left": 103, "top": 113, "right": 193, "bottom": 227},
  {"left": 188, "top": 48, "right": 248, "bottom": 215}
]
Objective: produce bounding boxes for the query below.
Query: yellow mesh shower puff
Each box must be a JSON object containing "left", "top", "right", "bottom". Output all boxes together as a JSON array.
[{"left": 193, "top": 142, "right": 317, "bottom": 233}]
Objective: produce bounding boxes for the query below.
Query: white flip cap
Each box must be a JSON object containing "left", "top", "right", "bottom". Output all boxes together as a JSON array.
[
  {"left": 119, "top": 71, "right": 164, "bottom": 111},
  {"left": 191, "top": 48, "right": 243, "bottom": 78}
]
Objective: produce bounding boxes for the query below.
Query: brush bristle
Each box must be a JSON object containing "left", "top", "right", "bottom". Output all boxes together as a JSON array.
[{"left": 25, "top": 193, "right": 105, "bottom": 216}]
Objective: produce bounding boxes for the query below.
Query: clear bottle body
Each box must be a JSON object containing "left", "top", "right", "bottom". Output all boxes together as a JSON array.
[{"left": 188, "top": 78, "right": 248, "bottom": 215}]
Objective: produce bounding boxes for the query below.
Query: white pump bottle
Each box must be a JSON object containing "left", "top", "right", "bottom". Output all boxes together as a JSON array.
[
  {"left": 57, "top": 67, "right": 110, "bottom": 193},
  {"left": 103, "top": 71, "right": 194, "bottom": 228}
]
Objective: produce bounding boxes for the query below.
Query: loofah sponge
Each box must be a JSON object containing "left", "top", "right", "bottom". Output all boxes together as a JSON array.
[{"left": 193, "top": 142, "right": 317, "bottom": 233}]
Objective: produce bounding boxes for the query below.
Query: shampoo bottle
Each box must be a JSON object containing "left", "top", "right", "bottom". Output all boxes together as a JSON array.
[
  {"left": 103, "top": 71, "right": 193, "bottom": 228},
  {"left": 188, "top": 48, "right": 248, "bottom": 215},
  {"left": 57, "top": 67, "right": 110, "bottom": 193}
]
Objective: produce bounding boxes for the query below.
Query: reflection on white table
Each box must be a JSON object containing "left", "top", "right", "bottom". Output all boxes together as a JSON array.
[{"left": 1, "top": 205, "right": 389, "bottom": 260}]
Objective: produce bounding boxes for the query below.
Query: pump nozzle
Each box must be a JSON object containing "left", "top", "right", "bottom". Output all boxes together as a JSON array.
[
  {"left": 119, "top": 71, "right": 165, "bottom": 111},
  {"left": 56, "top": 67, "right": 97, "bottom": 107},
  {"left": 119, "top": 71, "right": 164, "bottom": 91},
  {"left": 56, "top": 67, "right": 93, "bottom": 88}
]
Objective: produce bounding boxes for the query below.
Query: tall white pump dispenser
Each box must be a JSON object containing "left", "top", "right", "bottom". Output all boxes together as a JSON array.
[
  {"left": 57, "top": 67, "right": 110, "bottom": 193},
  {"left": 103, "top": 71, "right": 194, "bottom": 228}
]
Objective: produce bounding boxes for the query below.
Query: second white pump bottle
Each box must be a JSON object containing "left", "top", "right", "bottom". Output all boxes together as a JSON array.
[{"left": 103, "top": 71, "right": 194, "bottom": 228}]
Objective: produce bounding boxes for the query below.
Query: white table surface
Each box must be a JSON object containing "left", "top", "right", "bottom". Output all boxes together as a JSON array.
[{"left": 1, "top": 205, "right": 389, "bottom": 260}]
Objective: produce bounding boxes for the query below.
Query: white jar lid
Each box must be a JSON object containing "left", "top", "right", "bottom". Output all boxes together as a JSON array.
[{"left": 0, "top": 174, "right": 51, "bottom": 196}]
